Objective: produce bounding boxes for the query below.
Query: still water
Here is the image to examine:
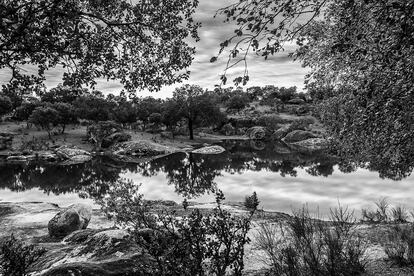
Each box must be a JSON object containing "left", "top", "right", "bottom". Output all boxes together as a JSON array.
[{"left": 1, "top": 140, "right": 413, "bottom": 215}]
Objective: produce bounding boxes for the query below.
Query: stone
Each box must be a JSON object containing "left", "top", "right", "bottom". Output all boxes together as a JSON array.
[
  {"left": 272, "top": 125, "right": 290, "bottom": 140},
  {"left": 112, "top": 140, "right": 178, "bottom": 158},
  {"left": 288, "top": 138, "right": 328, "bottom": 152},
  {"left": 55, "top": 146, "right": 92, "bottom": 164},
  {"left": 37, "top": 151, "right": 59, "bottom": 162},
  {"left": 192, "top": 145, "right": 225, "bottom": 154},
  {"left": 283, "top": 130, "right": 317, "bottom": 143},
  {"left": 48, "top": 204, "right": 92, "bottom": 238},
  {"left": 6, "top": 155, "right": 36, "bottom": 162},
  {"left": 101, "top": 132, "right": 131, "bottom": 148},
  {"left": 246, "top": 126, "right": 271, "bottom": 140}
]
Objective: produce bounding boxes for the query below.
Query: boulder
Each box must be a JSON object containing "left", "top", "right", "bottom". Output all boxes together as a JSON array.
[
  {"left": 283, "top": 130, "right": 317, "bottom": 143},
  {"left": 272, "top": 125, "right": 290, "bottom": 140},
  {"left": 112, "top": 140, "right": 178, "bottom": 158},
  {"left": 48, "top": 204, "right": 92, "bottom": 238},
  {"left": 192, "top": 145, "right": 225, "bottom": 154},
  {"left": 6, "top": 154, "right": 36, "bottom": 162},
  {"left": 37, "top": 151, "right": 59, "bottom": 162},
  {"left": 288, "top": 98, "right": 306, "bottom": 105},
  {"left": 101, "top": 132, "right": 131, "bottom": 148},
  {"left": 288, "top": 138, "right": 328, "bottom": 152},
  {"left": 55, "top": 146, "right": 92, "bottom": 164},
  {"left": 246, "top": 126, "right": 271, "bottom": 140}
]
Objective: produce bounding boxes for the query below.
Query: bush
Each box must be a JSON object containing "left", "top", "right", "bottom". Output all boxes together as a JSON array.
[
  {"left": 244, "top": 191, "right": 259, "bottom": 210},
  {"left": 28, "top": 106, "right": 60, "bottom": 139},
  {"left": 13, "top": 101, "right": 41, "bottom": 122},
  {"left": 383, "top": 224, "right": 414, "bottom": 266},
  {"left": 0, "top": 95, "right": 13, "bottom": 117},
  {"left": 0, "top": 234, "right": 46, "bottom": 276},
  {"left": 99, "top": 179, "right": 255, "bottom": 275},
  {"left": 255, "top": 205, "right": 367, "bottom": 276}
]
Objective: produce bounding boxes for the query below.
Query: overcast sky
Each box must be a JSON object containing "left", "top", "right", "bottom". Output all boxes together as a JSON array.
[{"left": 0, "top": 0, "right": 309, "bottom": 98}]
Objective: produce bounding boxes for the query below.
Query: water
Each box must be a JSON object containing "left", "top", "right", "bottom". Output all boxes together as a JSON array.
[{"left": 1, "top": 140, "right": 413, "bottom": 215}]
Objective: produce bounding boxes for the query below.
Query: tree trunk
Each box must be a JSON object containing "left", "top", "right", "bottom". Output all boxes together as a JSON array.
[{"left": 188, "top": 118, "right": 194, "bottom": 140}]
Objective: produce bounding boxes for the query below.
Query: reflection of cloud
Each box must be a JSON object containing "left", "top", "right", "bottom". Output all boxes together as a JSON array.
[{"left": 0, "top": 0, "right": 308, "bottom": 98}]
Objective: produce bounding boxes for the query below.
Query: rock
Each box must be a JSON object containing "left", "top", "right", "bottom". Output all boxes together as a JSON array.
[
  {"left": 192, "top": 145, "right": 225, "bottom": 154},
  {"left": 6, "top": 154, "right": 36, "bottom": 162},
  {"left": 246, "top": 126, "right": 271, "bottom": 140},
  {"left": 221, "top": 123, "right": 236, "bottom": 136},
  {"left": 37, "top": 151, "right": 59, "bottom": 162},
  {"left": 288, "top": 138, "right": 328, "bottom": 152},
  {"left": 283, "top": 130, "right": 317, "bottom": 143},
  {"left": 112, "top": 140, "right": 178, "bottom": 158},
  {"left": 55, "top": 146, "right": 92, "bottom": 164},
  {"left": 48, "top": 204, "right": 92, "bottom": 238},
  {"left": 272, "top": 125, "right": 290, "bottom": 140},
  {"left": 101, "top": 132, "right": 131, "bottom": 148}
]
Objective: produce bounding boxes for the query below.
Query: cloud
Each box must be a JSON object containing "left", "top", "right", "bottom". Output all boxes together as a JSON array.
[{"left": 0, "top": 0, "right": 309, "bottom": 98}]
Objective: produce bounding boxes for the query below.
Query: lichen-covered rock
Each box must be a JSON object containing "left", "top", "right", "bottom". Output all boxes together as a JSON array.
[
  {"left": 55, "top": 146, "right": 92, "bottom": 164},
  {"left": 6, "top": 155, "right": 36, "bottom": 162},
  {"left": 48, "top": 204, "right": 92, "bottom": 238},
  {"left": 192, "top": 145, "right": 225, "bottom": 154},
  {"left": 288, "top": 138, "right": 328, "bottom": 152},
  {"left": 112, "top": 140, "right": 178, "bottom": 158},
  {"left": 246, "top": 126, "right": 271, "bottom": 140},
  {"left": 283, "top": 130, "right": 317, "bottom": 143},
  {"left": 101, "top": 132, "right": 131, "bottom": 148},
  {"left": 272, "top": 125, "right": 290, "bottom": 140}
]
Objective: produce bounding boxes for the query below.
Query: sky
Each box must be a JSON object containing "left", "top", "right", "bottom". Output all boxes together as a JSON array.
[{"left": 0, "top": 0, "right": 309, "bottom": 99}]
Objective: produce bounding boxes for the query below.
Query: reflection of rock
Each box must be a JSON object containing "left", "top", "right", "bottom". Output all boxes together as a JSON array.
[
  {"left": 249, "top": 140, "right": 266, "bottom": 151},
  {"left": 101, "top": 132, "right": 131, "bottom": 148},
  {"left": 283, "top": 130, "right": 317, "bottom": 143},
  {"left": 246, "top": 126, "right": 271, "bottom": 140},
  {"left": 48, "top": 204, "right": 92, "bottom": 238},
  {"left": 55, "top": 146, "right": 92, "bottom": 164},
  {"left": 192, "top": 145, "right": 225, "bottom": 154},
  {"left": 288, "top": 138, "right": 328, "bottom": 152}
]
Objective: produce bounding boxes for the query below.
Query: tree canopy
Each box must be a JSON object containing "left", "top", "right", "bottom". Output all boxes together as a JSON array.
[
  {"left": 216, "top": 0, "right": 414, "bottom": 179},
  {"left": 1, "top": 0, "right": 200, "bottom": 93}
]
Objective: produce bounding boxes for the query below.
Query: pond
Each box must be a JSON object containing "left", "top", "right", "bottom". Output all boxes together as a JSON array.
[{"left": 1, "top": 140, "right": 413, "bottom": 216}]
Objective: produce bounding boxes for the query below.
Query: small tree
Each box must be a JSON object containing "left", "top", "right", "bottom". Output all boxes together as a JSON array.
[
  {"left": 50, "top": 103, "right": 77, "bottom": 134},
  {"left": 226, "top": 94, "right": 250, "bottom": 112},
  {"left": 0, "top": 95, "right": 12, "bottom": 118},
  {"left": 148, "top": 112, "right": 162, "bottom": 127},
  {"left": 29, "top": 106, "right": 60, "bottom": 139}
]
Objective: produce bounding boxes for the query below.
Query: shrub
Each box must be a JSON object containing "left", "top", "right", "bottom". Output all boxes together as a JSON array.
[
  {"left": 255, "top": 205, "right": 367, "bottom": 276},
  {"left": 383, "top": 224, "right": 414, "bottom": 266},
  {"left": 0, "top": 95, "right": 13, "bottom": 117},
  {"left": 244, "top": 191, "right": 259, "bottom": 210},
  {"left": 28, "top": 106, "right": 60, "bottom": 139},
  {"left": 0, "top": 234, "right": 46, "bottom": 276},
  {"left": 361, "top": 198, "right": 390, "bottom": 223},
  {"left": 391, "top": 206, "right": 409, "bottom": 224},
  {"left": 13, "top": 101, "right": 41, "bottom": 122},
  {"left": 99, "top": 179, "right": 255, "bottom": 275}
]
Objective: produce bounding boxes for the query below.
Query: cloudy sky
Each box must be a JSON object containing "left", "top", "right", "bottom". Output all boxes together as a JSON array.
[{"left": 0, "top": 0, "right": 309, "bottom": 98}]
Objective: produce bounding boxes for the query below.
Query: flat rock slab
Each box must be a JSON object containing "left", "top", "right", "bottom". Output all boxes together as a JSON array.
[{"left": 192, "top": 145, "right": 226, "bottom": 154}]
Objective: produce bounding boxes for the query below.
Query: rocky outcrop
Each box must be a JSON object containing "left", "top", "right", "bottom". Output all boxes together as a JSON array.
[
  {"left": 192, "top": 145, "right": 225, "bottom": 154},
  {"left": 288, "top": 138, "right": 328, "bottom": 152},
  {"left": 0, "top": 132, "right": 14, "bottom": 150},
  {"left": 48, "top": 204, "right": 92, "bottom": 238},
  {"left": 55, "top": 146, "right": 92, "bottom": 164},
  {"left": 110, "top": 140, "right": 179, "bottom": 162},
  {"left": 272, "top": 125, "right": 291, "bottom": 140},
  {"left": 101, "top": 132, "right": 131, "bottom": 148},
  {"left": 246, "top": 126, "right": 271, "bottom": 140},
  {"left": 283, "top": 130, "right": 317, "bottom": 143}
]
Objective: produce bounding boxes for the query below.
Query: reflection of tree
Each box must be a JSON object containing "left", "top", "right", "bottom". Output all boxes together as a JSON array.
[{"left": 306, "top": 162, "right": 335, "bottom": 177}]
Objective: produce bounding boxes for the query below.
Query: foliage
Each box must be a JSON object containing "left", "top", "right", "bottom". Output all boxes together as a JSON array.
[
  {"left": 361, "top": 198, "right": 390, "bottom": 224},
  {"left": 0, "top": 234, "right": 46, "bottom": 276},
  {"left": 148, "top": 113, "right": 163, "bottom": 126},
  {"left": 74, "top": 94, "right": 116, "bottom": 122},
  {"left": 99, "top": 179, "right": 255, "bottom": 275},
  {"left": 0, "top": 95, "right": 12, "bottom": 117},
  {"left": 226, "top": 94, "right": 250, "bottom": 112},
  {"left": 391, "top": 206, "right": 410, "bottom": 224},
  {"left": 135, "top": 97, "right": 163, "bottom": 129},
  {"left": 216, "top": 0, "right": 414, "bottom": 180},
  {"left": 39, "top": 85, "right": 87, "bottom": 104},
  {"left": 255, "top": 206, "right": 367, "bottom": 276},
  {"left": 111, "top": 101, "right": 137, "bottom": 125},
  {"left": 383, "top": 224, "right": 414, "bottom": 266},
  {"left": 13, "top": 101, "right": 42, "bottom": 122},
  {"left": 28, "top": 106, "right": 60, "bottom": 139},
  {"left": 161, "top": 99, "right": 182, "bottom": 132},
  {"left": 49, "top": 103, "right": 77, "bottom": 134},
  {"left": 1, "top": 0, "right": 200, "bottom": 92},
  {"left": 173, "top": 85, "right": 225, "bottom": 139},
  {"left": 244, "top": 191, "right": 259, "bottom": 210}
]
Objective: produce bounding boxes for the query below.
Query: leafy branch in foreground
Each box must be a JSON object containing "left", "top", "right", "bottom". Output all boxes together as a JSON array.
[{"left": 99, "top": 179, "right": 256, "bottom": 275}]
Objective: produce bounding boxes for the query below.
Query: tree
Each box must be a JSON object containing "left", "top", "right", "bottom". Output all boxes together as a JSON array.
[
  {"left": 13, "top": 101, "right": 41, "bottom": 122},
  {"left": 74, "top": 94, "right": 115, "bottom": 122},
  {"left": 50, "top": 103, "right": 77, "bottom": 134},
  {"left": 161, "top": 99, "right": 182, "bottom": 134},
  {"left": 40, "top": 85, "right": 87, "bottom": 104},
  {"left": 226, "top": 94, "right": 250, "bottom": 112},
  {"left": 148, "top": 112, "right": 162, "bottom": 127},
  {"left": 135, "top": 97, "right": 163, "bottom": 129},
  {"left": 216, "top": 0, "right": 414, "bottom": 179},
  {"left": 0, "top": 95, "right": 12, "bottom": 117},
  {"left": 173, "top": 85, "right": 225, "bottom": 140},
  {"left": 111, "top": 101, "right": 137, "bottom": 126},
  {"left": 29, "top": 106, "right": 60, "bottom": 139},
  {"left": 1, "top": 0, "right": 200, "bottom": 92}
]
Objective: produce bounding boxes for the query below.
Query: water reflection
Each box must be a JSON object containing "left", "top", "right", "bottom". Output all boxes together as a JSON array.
[{"left": 0, "top": 140, "right": 412, "bottom": 214}]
